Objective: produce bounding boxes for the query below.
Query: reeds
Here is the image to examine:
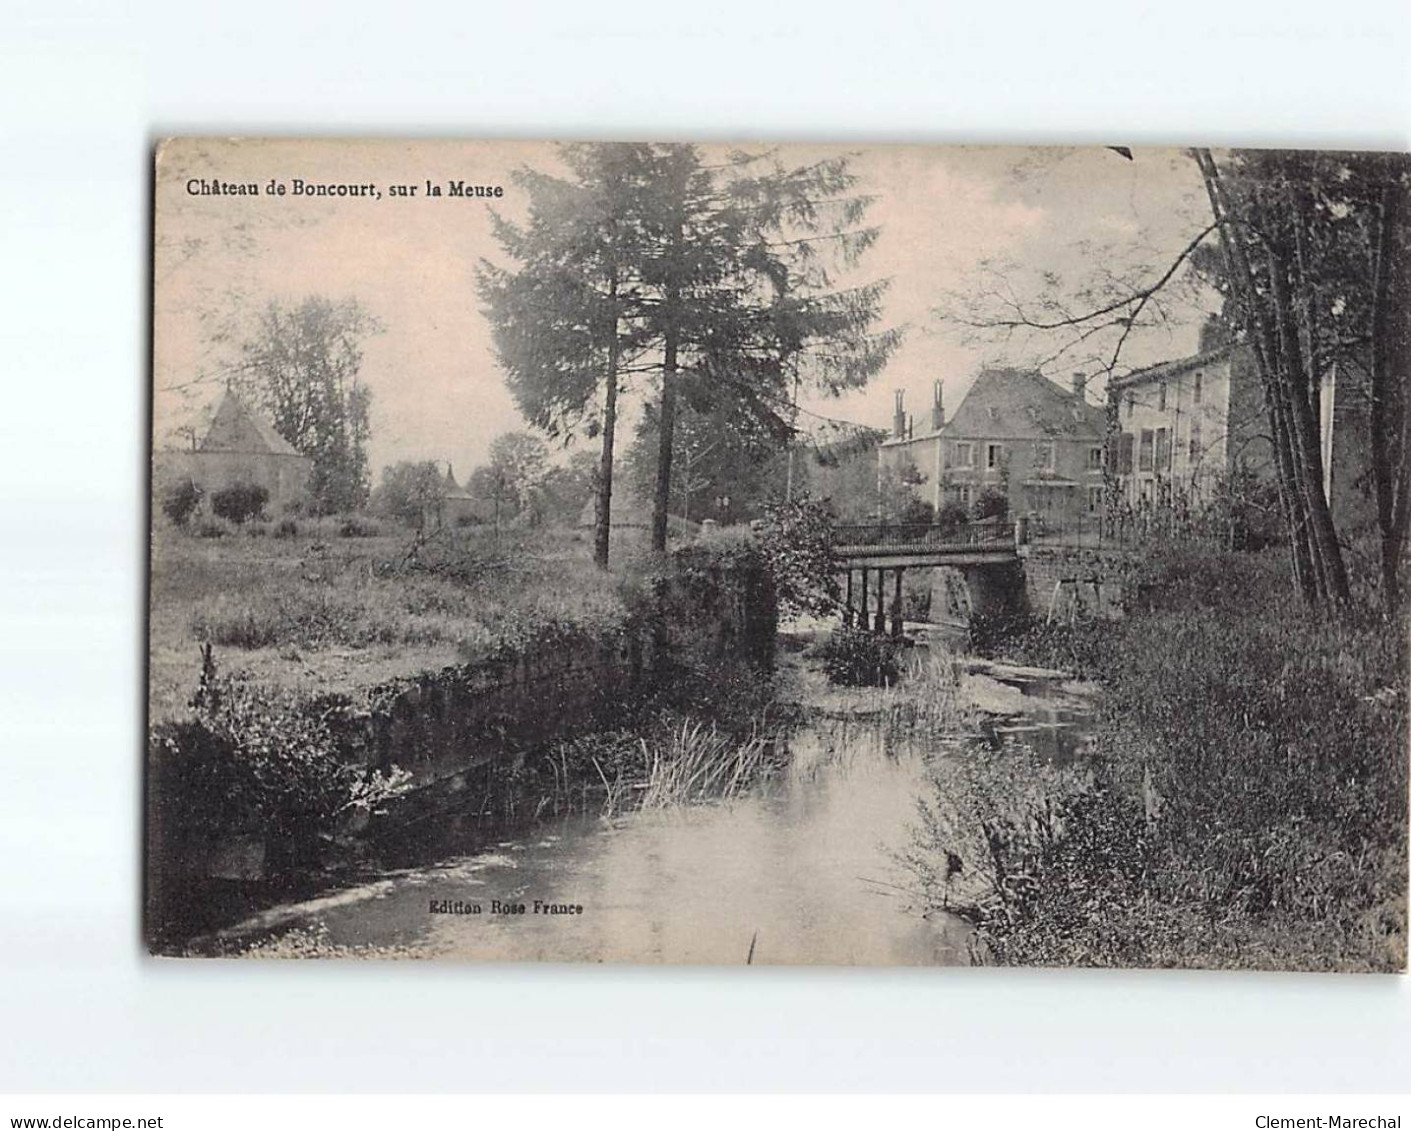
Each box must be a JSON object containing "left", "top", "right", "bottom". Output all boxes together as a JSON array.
[{"left": 638, "top": 719, "right": 773, "bottom": 809}]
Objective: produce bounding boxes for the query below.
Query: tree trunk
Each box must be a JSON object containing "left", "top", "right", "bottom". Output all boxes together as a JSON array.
[
  {"left": 593, "top": 271, "right": 621, "bottom": 571},
  {"left": 1369, "top": 179, "right": 1411, "bottom": 614},
  {"left": 651, "top": 330, "right": 678, "bottom": 553},
  {"left": 1268, "top": 246, "right": 1352, "bottom": 606},
  {"left": 652, "top": 207, "right": 684, "bottom": 555},
  {"left": 1193, "top": 148, "right": 1333, "bottom": 608}
]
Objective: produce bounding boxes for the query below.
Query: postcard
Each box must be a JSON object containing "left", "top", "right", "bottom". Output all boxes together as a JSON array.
[{"left": 147, "top": 138, "right": 1408, "bottom": 969}]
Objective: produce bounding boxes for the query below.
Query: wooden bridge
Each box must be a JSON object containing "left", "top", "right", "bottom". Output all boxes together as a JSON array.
[{"left": 830, "top": 520, "right": 1025, "bottom": 637}]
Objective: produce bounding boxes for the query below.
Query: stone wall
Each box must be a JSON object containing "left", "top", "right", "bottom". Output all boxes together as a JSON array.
[
  {"left": 1019, "top": 545, "right": 1129, "bottom": 620},
  {"left": 147, "top": 543, "right": 777, "bottom": 903}
]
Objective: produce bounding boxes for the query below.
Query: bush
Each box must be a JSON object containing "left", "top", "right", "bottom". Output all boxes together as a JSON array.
[
  {"left": 211, "top": 483, "right": 269, "bottom": 525},
  {"left": 972, "top": 487, "right": 1009, "bottom": 522},
  {"left": 916, "top": 546, "right": 1409, "bottom": 972},
  {"left": 150, "top": 651, "right": 412, "bottom": 865},
  {"left": 897, "top": 497, "right": 934, "bottom": 526},
  {"left": 274, "top": 518, "right": 299, "bottom": 539},
  {"left": 816, "top": 627, "right": 900, "bottom": 687},
  {"left": 338, "top": 515, "right": 381, "bottom": 538},
  {"left": 935, "top": 501, "right": 970, "bottom": 536},
  {"left": 755, "top": 494, "right": 839, "bottom": 619},
  {"left": 194, "top": 517, "right": 230, "bottom": 539},
  {"left": 161, "top": 479, "right": 202, "bottom": 528}
]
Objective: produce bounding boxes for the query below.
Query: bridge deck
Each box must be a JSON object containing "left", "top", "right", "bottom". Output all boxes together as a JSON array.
[{"left": 831, "top": 522, "right": 1018, "bottom": 569}]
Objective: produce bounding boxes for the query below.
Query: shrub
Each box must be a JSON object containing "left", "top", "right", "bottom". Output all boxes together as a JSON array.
[
  {"left": 150, "top": 651, "right": 412, "bottom": 863},
  {"left": 972, "top": 487, "right": 1009, "bottom": 522},
  {"left": 935, "top": 501, "right": 970, "bottom": 536},
  {"left": 755, "top": 494, "right": 839, "bottom": 619},
  {"left": 274, "top": 518, "right": 299, "bottom": 539},
  {"left": 161, "top": 478, "right": 202, "bottom": 528},
  {"left": 194, "top": 517, "right": 230, "bottom": 539},
  {"left": 816, "top": 626, "right": 900, "bottom": 687},
  {"left": 915, "top": 546, "right": 1408, "bottom": 972},
  {"left": 211, "top": 483, "right": 269, "bottom": 525},
  {"left": 897, "top": 497, "right": 934, "bottom": 527},
  {"left": 338, "top": 515, "right": 380, "bottom": 538}
]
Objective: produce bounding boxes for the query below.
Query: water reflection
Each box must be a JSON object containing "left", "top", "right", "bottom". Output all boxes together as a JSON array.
[
  {"left": 216, "top": 716, "right": 974, "bottom": 965},
  {"left": 210, "top": 648, "right": 1094, "bottom": 965}
]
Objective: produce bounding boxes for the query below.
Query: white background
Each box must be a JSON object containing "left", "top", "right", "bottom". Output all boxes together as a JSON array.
[{"left": 2, "top": 0, "right": 1409, "bottom": 1095}]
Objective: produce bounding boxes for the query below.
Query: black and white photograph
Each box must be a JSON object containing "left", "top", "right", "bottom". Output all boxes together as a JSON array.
[{"left": 145, "top": 138, "right": 1409, "bottom": 972}]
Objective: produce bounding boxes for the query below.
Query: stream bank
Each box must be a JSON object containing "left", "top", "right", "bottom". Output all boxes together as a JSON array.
[{"left": 188, "top": 624, "right": 1096, "bottom": 963}]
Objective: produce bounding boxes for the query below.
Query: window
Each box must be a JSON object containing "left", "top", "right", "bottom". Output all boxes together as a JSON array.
[
  {"left": 1158, "top": 382, "right": 1167, "bottom": 412},
  {"left": 953, "top": 441, "right": 974, "bottom": 468},
  {"left": 1087, "top": 445, "right": 1103, "bottom": 472},
  {"left": 1034, "top": 441, "right": 1054, "bottom": 471},
  {"left": 1118, "top": 432, "right": 1134, "bottom": 475},
  {"left": 1138, "top": 429, "right": 1154, "bottom": 472},
  {"left": 1086, "top": 485, "right": 1103, "bottom": 514},
  {"left": 986, "top": 443, "right": 1003, "bottom": 470},
  {"left": 1189, "top": 419, "right": 1203, "bottom": 462},
  {"left": 1194, "top": 371, "right": 1203, "bottom": 405},
  {"left": 1155, "top": 427, "right": 1170, "bottom": 472},
  {"left": 1125, "top": 392, "right": 1134, "bottom": 419}
]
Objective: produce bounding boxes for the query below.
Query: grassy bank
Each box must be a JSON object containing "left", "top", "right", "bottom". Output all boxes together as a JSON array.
[
  {"left": 908, "top": 546, "right": 1408, "bottom": 972},
  {"left": 148, "top": 521, "right": 628, "bottom": 724}
]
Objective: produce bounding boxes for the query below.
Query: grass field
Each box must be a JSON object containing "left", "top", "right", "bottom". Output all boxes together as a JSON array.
[{"left": 147, "top": 518, "right": 630, "bottom": 724}]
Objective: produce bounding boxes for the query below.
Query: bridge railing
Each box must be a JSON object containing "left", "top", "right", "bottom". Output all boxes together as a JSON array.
[{"left": 831, "top": 520, "right": 1014, "bottom": 550}]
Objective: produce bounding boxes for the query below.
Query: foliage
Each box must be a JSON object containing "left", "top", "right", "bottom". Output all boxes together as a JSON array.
[
  {"left": 913, "top": 546, "right": 1408, "bottom": 971},
  {"left": 274, "top": 518, "right": 299, "bottom": 539},
  {"left": 338, "top": 515, "right": 381, "bottom": 538},
  {"left": 972, "top": 487, "right": 1009, "bottom": 522},
  {"left": 816, "top": 626, "right": 901, "bottom": 687},
  {"left": 153, "top": 654, "right": 412, "bottom": 849},
  {"left": 482, "top": 141, "right": 901, "bottom": 555},
  {"left": 896, "top": 496, "right": 935, "bottom": 527},
  {"left": 625, "top": 396, "right": 787, "bottom": 524},
  {"left": 161, "top": 478, "right": 202, "bottom": 527},
  {"left": 935, "top": 500, "right": 970, "bottom": 535},
  {"left": 210, "top": 483, "right": 268, "bottom": 525},
  {"left": 754, "top": 494, "right": 839, "bottom": 618},
  {"left": 372, "top": 460, "right": 444, "bottom": 528},
  {"left": 235, "top": 295, "right": 378, "bottom": 515}
]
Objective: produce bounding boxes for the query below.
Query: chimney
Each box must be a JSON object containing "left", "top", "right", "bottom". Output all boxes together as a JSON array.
[
  {"left": 931, "top": 380, "right": 945, "bottom": 432},
  {"left": 892, "top": 389, "right": 905, "bottom": 440},
  {"left": 907, "top": 413, "right": 914, "bottom": 440},
  {"left": 1071, "top": 372, "right": 1088, "bottom": 400}
]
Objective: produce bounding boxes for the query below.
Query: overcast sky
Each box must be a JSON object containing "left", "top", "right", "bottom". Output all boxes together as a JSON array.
[{"left": 153, "top": 139, "right": 1217, "bottom": 479}]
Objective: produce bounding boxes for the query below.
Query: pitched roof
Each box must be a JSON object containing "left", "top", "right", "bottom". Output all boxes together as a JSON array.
[
  {"left": 1109, "top": 343, "right": 1239, "bottom": 392},
  {"left": 944, "top": 368, "right": 1106, "bottom": 442},
  {"left": 199, "top": 388, "right": 305, "bottom": 458}
]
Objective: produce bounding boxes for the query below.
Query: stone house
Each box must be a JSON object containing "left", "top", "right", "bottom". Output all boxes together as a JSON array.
[
  {"left": 156, "top": 388, "right": 312, "bottom": 513},
  {"left": 878, "top": 370, "right": 1107, "bottom": 528},
  {"left": 1106, "top": 320, "right": 1372, "bottom": 533}
]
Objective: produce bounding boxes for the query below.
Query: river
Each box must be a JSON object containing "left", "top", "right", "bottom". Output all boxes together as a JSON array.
[{"left": 200, "top": 635, "right": 1094, "bottom": 964}]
